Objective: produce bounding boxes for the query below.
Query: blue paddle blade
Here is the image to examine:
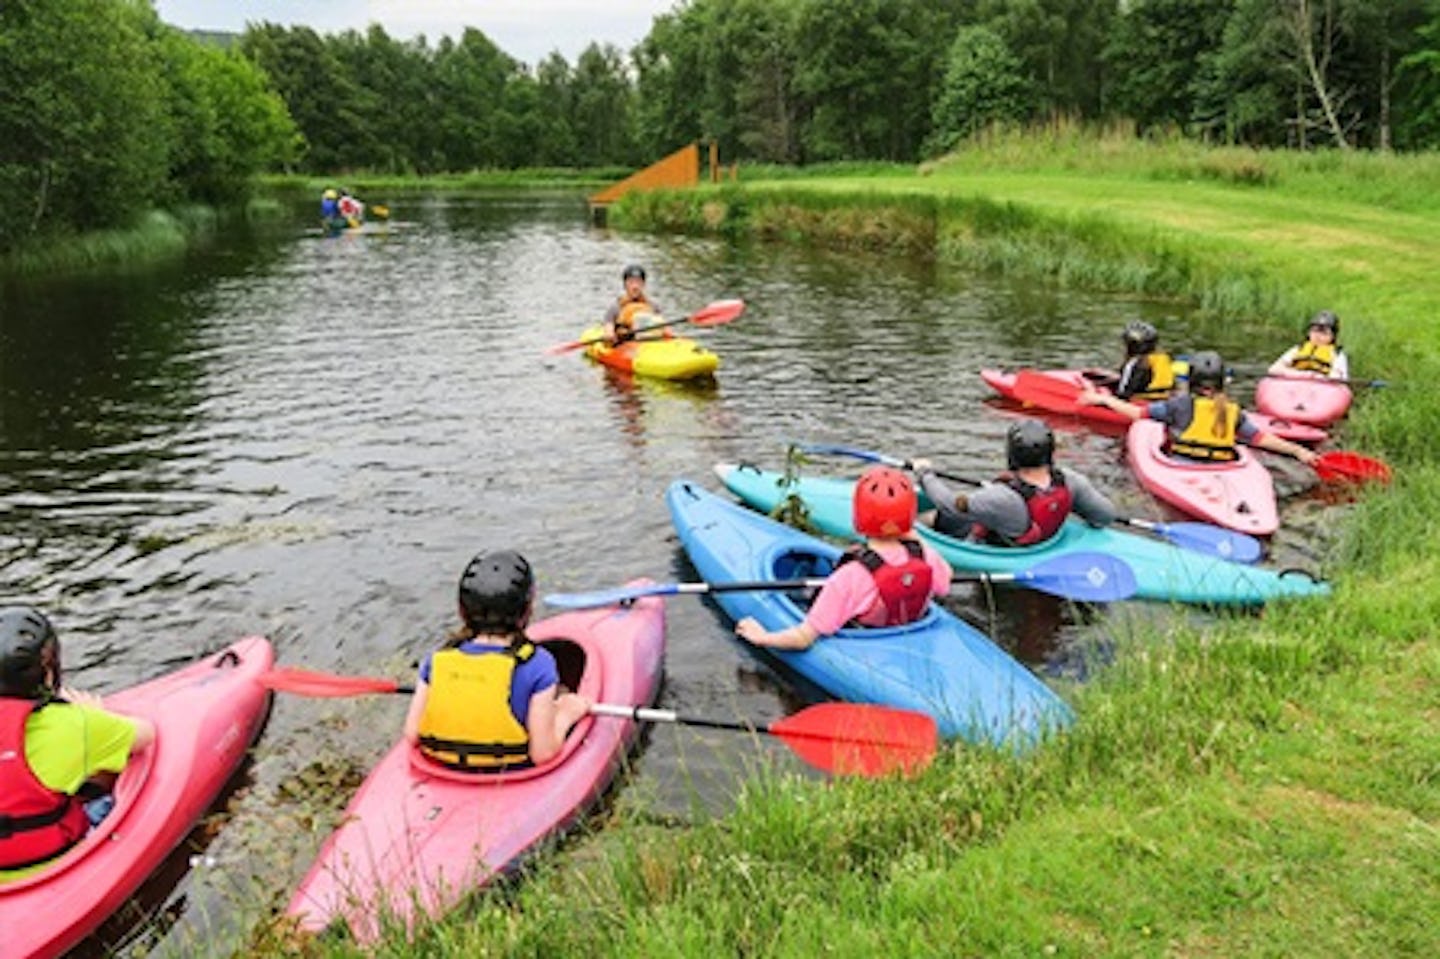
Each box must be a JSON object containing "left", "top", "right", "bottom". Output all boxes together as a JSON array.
[
  {"left": 795, "top": 443, "right": 901, "bottom": 466},
  {"left": 543, "top": 583, "right": 676, "bottom": 608},
  {"left": 1155, "top": 521, "right": 1263, "bottom": 564},
  {"left": 1002, "top": 551, "right": 1137, "bottom": 602}
]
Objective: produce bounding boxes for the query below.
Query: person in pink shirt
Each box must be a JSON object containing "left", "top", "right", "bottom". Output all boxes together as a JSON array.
[{"left": 735, "top": 466, "right": 954, "bottom": 650}]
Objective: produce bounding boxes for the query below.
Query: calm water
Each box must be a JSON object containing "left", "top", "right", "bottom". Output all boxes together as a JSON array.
[{"left": 0, "top": 194, "right": 1340, "bottom": 952}]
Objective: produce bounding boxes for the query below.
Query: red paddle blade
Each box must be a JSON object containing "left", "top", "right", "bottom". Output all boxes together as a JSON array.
[
  {"left": 258, "top": 667, "right": 405, "bottom": 697},
  {"left": 689, "top": 298, "right": 746, "bottom": 327},
  {"left": 1012, "top": 370, "right": 1084, "bottom": 414},
  {"left": 544, "top": 337, "right": 592, "bottom": 356},
  {"left": 1314, "top": 450, "right": 1392, "bottom": 485},
  {"left": 770, "top": 703, "right": 938, "bottom": 777}
]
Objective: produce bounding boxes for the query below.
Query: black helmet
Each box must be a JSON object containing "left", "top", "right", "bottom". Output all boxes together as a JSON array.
[
  {"left": 1122, "top": 320, "right": 1158, "bottom": 356},
  {"left": 1006, "top": 419, "right": 1055, "bottom": 470},
  {"left": 1308, "top": 310, "right": 1340, "bottom": 335},
  {"left": 1188, "top": 350, "right": 1226, "bottom": 390},
  {"left": 0, "top": 606, "right": 59, "bottom": 698},
  {"left": 621, "top": 264, "right": 646, "bottom": 282},
  {"left": 458, "top": 551, "right": 535, "bottom": 633}
]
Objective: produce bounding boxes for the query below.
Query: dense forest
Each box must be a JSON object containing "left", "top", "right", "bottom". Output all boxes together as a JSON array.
[{"left": 5, "top": 0, "right": 1440, "bottom": 250}]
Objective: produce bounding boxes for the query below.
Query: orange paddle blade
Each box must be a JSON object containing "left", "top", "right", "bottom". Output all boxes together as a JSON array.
[
  {"left": 1314, "top": 450, "right": 1392, "bottom": 485},
  {"left": 769, "top": 703, "right": 938, "bottom": 777},
  {"left": 688, "top": 298, "right": 746, "bottom": 326}
]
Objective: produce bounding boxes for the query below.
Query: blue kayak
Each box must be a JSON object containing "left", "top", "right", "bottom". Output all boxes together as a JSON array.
[
  {"left": 666, "top": 479, "right": 1072, "bottom": 749},
  {"left": 716, "top": 463, "right": 1330, "bottom": 607}
]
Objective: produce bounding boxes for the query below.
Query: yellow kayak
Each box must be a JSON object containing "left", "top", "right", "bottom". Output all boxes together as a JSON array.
[{"left": 579, "top": 325, "right": 719, "bottom": 380}]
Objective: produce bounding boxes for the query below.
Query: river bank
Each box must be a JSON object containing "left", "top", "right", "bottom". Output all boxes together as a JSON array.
[{"left": 263, "top": 137, "right": 1440, "bottom": 955}]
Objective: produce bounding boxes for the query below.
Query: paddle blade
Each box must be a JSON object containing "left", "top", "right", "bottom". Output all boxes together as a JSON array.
[
  {"left": 1149, "top": 520, "right": 1263, "bottom": 564},
  {"left": 688, "top": 298, "right": 746, "bottom": 327},
  {"left": 1314, "top": 450, "right": 1392, "bottom": 485},
  {"left": 544, "top": 337, "right": 592, "bottom": 356},
  {"left": 795, "top": 443, "right": 898, "bottom": 466},
  {"left": 1013, "top": 552, "right": 1137, "bottom": 602},
  {"left": 544, "top": 583, "right": 672, "bottom": 608},
  {"left": 259, "top": 668, "right": 406, "bottom": 697},
  {"left": 1011, "top": 370, "right": 1084, "bottom": 413},
  {"left": 770, "top": 703, "right": 937, "bottom": 777}
]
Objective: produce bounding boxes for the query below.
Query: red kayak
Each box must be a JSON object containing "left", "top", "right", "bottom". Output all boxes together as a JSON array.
[
  {"left": 981, "top": 368, "right": 1329, "bottom": 444},
  {"left": 1255, "top": 375, "right": 1353, "bottom": 427},
  {"left": 1126, "top": 420, "right": 1279, "bottom": 535},
  {"left": 0, "top": 637, "right": 274, "bottom": 959},
  {"left": 285, "top": 591, "right": 666, "bottom": 944}
]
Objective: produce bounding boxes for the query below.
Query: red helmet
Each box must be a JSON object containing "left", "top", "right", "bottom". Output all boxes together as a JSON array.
[{"left": 852, "top": 466, "right": 917, "bottom": 537}]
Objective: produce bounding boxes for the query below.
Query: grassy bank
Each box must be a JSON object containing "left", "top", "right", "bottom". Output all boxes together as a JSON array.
[{"left": 255, "top": 138, "right": 1439, "bottom": 956}]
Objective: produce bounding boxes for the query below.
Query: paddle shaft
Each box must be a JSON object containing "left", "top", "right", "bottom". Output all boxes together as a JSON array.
[{"left": 590, "top": 702, "right": 778, "bottom": 735}]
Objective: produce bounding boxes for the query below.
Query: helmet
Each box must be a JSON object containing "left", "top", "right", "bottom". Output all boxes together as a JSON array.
[
  {"left": 852, "top": 466, "right": 917, "bottom": 538},
  {"left": 322, "top": 189, "right": 338, "bottom": 200},
  {"left": 0, "top": 606, "right": 59, "bottom": 698},
  {"left": 1006, "top": 419, "right": 1055, "bottom": 470},
  {"left": 1122, "top": 320, "right": 1158, "bottom": 356},
  {"left": 458, "top": 551, "right": 535, "bottom": 632},
  {"left": 621, "top": 264, "right": 646, "bottom": 282},
  {"left": 1188, "top": 350, "right": 1226, "bottom": 390},
  {"left": 1308, "top": 310, "right": 1340, "bottom": 335}
]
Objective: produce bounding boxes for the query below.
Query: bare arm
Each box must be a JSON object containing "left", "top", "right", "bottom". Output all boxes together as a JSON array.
[
  {"left": 735, "top": 617, "right": 820, "bottom": 650},
  {"left": 401, "top": 678, "right": 430, "bottom": 745},
  {"left": 1253, "top": 432, "right": 1319, "bottom": 466},
  {"left": 525, "top": 687, "right": 592, "bottom": 764},
  {"left": 1077, "top": 388, "right": 1145, "bottom": 420}
]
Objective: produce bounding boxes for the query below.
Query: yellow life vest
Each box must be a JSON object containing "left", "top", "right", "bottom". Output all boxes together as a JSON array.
[
  {"left": 1290, "top": 341, "right": 1336, "bottom": 375},
  {"left": 1168, "top": 396, "right": 1240, "bottom": 462},
  {"left": 417, "top": 638, "right": 535, "bottom": 771},
  {"left": 615, "top": 297, "right": 660, "bottom": 336},
  {"left": 1131, "top": 352, "right": 1176, "bottom": 400}
]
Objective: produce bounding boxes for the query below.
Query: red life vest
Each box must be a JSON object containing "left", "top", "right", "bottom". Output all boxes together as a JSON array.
[
  {"left": 972, "top": 470, "right": 1073, "bottom": 546},
  {"left": 0, "top": 698, "right": 89, "bottom": 870},
  {"left": 837, "top": 540, "right": 933, "bottom": 626}
]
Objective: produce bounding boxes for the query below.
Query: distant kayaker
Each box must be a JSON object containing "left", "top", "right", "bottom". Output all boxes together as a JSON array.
[
  {"left": 320, "top": 188, "right": 340, "bottom": 221},
  {"left": 1268, "top": 310, "right": 1349, "bottom": 380},
  {"left": 735, "top": 466, "right": 954, "bottom": 650},
  {"left": 912, "top": 419, "right": 1118, "bottom": 546},
  {"left": 403, "top": 551, "right": 592, "bottom": 770},
  {"left": 337, "top": 190, "right": 364, "bottom": 228},
  {"left": 1078, "top": 351, "right": 1320, "bottom": 466},
  {"left": 602, "top": 264, "right": 664, "bottom": 346},
  {"left": 1086, "top": 321, "right": 1177, "bottom": 401},
  {"left": 0, "top": 606, "right": 155, "bottom": 880}
]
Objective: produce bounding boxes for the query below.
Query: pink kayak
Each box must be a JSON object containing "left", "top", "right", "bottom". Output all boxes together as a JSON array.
[
  {"left": 285, "top": 591, "right": 666, "bottom": 944},
  {"left": 1126, "top": 419, "right": 1279, "bottom": 536},
  {"left": 1, "top": 637, "right": 274, "bottom": 959},
  {"left": 981, "top": 368, "right": 1329, "bottom": 444},
  {"left": 1255, "top": 375, "right": 1353, "bottom": 427}
]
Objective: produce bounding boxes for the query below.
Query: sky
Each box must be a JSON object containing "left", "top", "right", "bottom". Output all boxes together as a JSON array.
[{"left": 153, "top": 1, "right": 680, "bottom": 67}]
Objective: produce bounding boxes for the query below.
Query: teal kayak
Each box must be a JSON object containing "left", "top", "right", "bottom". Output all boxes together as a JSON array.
[
  {"left": 667, "top": 480, "right": 1071, "bottom": 748},
  {"left": 716, "top": 463, "right": 1330, "bottom": 607}
]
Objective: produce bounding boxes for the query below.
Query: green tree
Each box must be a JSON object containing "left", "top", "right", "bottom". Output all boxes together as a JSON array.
[
  {"left": 1395, "top": 8, "right": 1440, "bottom": 148},
  {"left": 928, "top": 25, "right": 1034, "bottom": 154},
  {"left": 571, "top": 43, "right": 639, "bottom": 165},
  {"left": 1104, "top": 0, "right": 1234, "bottom": 133},
  {"left": 979, "top": 0, "right": 1117, "bottom": 118}
]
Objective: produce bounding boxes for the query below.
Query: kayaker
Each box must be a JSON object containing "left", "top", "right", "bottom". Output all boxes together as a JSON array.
[
  {"left": 0, "top": 606, "right": 156, "bottom": 880},
  {"left": 911, "top": 419, "right": 1118, "bottom": 546},
  {"left": 602, "top": 264, "right": 664, "bottom": 346},
  {"left": 735, "top": 466, "right": 954, "bottom": 650},
  {"left": 320, "top": 188, "right": 340, "bottom": 221},
  {"left": 1086, "top": 321, "right": 1177, "bottom": 400},
  {"left": 1078, "top": 351, "right": 1320, "bottom": 466},
  {"left": 403, "top": 551, "right": 592, "bottom": 770},
  {"left": 1268, "top": 310, "right": 1349, "bottom": 380}
]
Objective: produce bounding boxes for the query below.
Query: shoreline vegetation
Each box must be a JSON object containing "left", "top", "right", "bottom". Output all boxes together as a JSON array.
[{"left": 238, "top": 135, "right": 1436, "bottom": 955}]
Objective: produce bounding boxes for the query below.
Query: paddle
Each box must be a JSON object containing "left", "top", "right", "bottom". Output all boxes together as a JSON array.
[
  {"left": 544, "top": 551, "right": 1137, "bottom": 607},
  {"left": 544, "top": 298, "right": 746, "bottom": 355},
  {"left": 796, "top": 443, "right": 1263, "bottom": 563},
  {"left": 256, "top": 668, "right": 936, "bottom": 777},
  {"left": 1312, "top": 450, "right": 1392, "bottom": 485}
]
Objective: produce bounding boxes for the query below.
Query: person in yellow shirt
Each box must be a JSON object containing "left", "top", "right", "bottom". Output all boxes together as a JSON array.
[{"left": 0, "top": 606, "right": 155, "bottom": 880}]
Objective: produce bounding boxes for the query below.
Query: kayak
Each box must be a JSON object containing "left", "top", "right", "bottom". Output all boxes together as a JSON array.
[
  {"left": 1255, "top": 375, "right": 1353, "bottom": 427},
  {"left": 666, "top": 479, "right": 1072, "bottom": 748},
  {"left": 716, "top": 463, "right": 1328, "bottom": 606},
  {"left": 0, "top": 637, "right": 274, "bottom": 959},
  {"left": 981, "top": 368, "right": 1329, "bottom": 444},
  {"left": 285, "top": 593, "right": 665, "bottom": 943},
  {"left": 578, "top": 324, "right": 719, "bottom": 380},
  {"left": 1126, "top": 420, "right": 1279, "bottom": 536}
]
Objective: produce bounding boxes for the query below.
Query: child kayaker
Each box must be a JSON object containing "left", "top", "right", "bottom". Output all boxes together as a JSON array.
[
  {"left": 911, "top": 419, "right": 1118, "bottom": 545},
  {"left": 0, "top": 606, "right": 155, "bottom": 880},
  {"left": 403, "top": 550, "right": 591, "bottom": 770},
  {"left": 735, "top": 466, "right": 954, "bottom": 650},
  {"left": 1268, "top": 310, "right": 1349, "bottom": 380},
  {"left": 1078, "top": 351, "right": 1320, "bottom": 466},
  {"left": 1086, "top": 320, "right": 1177, "bottom": 401},
  {"left": 602, "top": 264, "right": 664, "bottom": 346}
]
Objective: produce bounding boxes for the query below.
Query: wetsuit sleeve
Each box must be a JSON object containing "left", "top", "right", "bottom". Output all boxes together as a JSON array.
[
  {"left": 965, "top": 484, "right": 1033, "bottom": 541},
  {"left": 918, "top": 471, "right": 968, "bottom": 527},
  {"left": 603, "top": 302, "right": 620, "bottom": 324},
  {"left": 1115, "top": 358, "right": 1148, "bottom": 400},
  {"left": 1062, "top": 470, "right": 1118, "bottom": 527}
]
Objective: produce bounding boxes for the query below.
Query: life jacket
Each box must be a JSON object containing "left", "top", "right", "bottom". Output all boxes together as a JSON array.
[
  {"left": 1168, "top": 396, "right": 1240, "bottom": 462},
  {"left": 337, "top": 196, "right": 362, "bottom": 219},
  {"left": 1129, "top": 353, "right": 1176, "bottom": 400},
  {"left": 971, "top": 470, "right": 1073, "bottom": 546},
  {"left": 0, "top": 699, "right": 89, "bottom": 871},
  {"left": 417, "top": 637, "right": 536, "bottom": 771},
  {"left": 615, "top": 297, "right": 668, "bottom": 338},
  {"left": 836, "top": 540, "right": 932, "bottom": 626},
  {"left": 1290, "top": 341, "right": 1336, "bottom": 376}
]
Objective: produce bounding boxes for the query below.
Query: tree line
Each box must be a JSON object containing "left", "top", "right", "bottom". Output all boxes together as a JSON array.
[{"left": 6, "top": 0, "right": 1440, "bottom": 250}]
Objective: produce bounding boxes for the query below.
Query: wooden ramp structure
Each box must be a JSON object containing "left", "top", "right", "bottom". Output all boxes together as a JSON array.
[{"left": 589, "top": 143, "right": 733, "bottom": 224}]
